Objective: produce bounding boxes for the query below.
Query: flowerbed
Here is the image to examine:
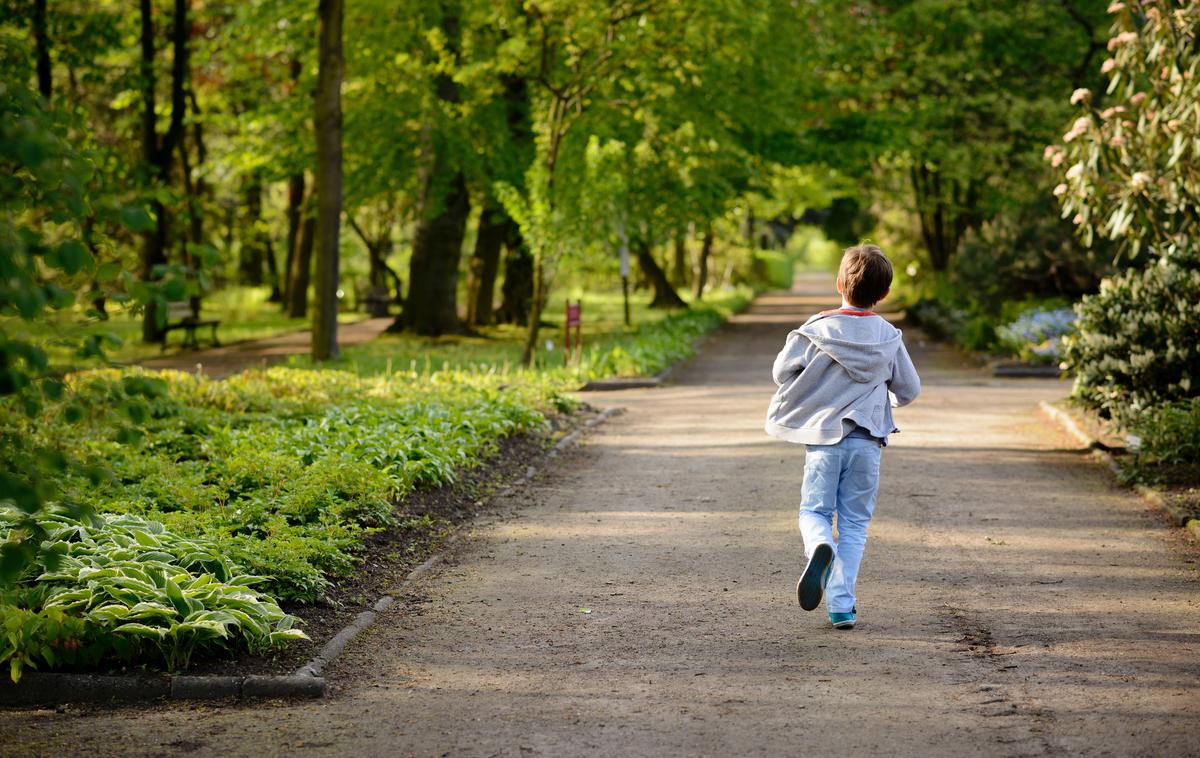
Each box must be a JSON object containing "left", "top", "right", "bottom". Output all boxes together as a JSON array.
[{"left": 1, "top": 293, "right": 742, "bottom": 681}]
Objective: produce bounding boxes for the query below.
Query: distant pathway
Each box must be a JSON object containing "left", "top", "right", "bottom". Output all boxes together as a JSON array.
[
  {"left": 138, "top": 317, "right": 392, "bottom": 378},
  {"left": 3, "top": 274, "right": 1197, "bottom": 756}
]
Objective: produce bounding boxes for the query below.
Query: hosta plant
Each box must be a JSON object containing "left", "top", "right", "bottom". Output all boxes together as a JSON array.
[{"left": 1, "top": 510, "right": 308, "bottom": 680}]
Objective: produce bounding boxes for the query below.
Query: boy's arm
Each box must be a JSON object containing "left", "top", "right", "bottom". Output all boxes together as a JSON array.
[
  {"left": 771, "top": 331, "right": 814, "bottom": 386},
  {"left": 888, "top": 340, "right": 921, "bottom": 407}
]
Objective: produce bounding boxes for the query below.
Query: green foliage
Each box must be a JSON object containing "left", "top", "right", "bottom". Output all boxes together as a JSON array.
[
  {"left": 954, "top": 199, "right": 1111, "bottom": 310},
  {"left": 0, "top": 605, "right": 100, "bottom": 685},
  {"left": 8, "top": 364, "right": 554, "bottom": 604},
  {"left": 579, "top": 306, "right": 730, "bottom": 379},
  {"left": 1, "top": 510, "right": 306, "bottom": 680},
  {"left": 1061, "top": 246, "right": 1200, "bottom": 422},
  {"left": 1128, "top": 398, "right": 1200, "bottom": 467},
  {"left": 752, "top": 251, "right": 793, "bottom": 291},
  {"left": 819, "top": 0, "right": 1105, "bottom": 273},
  {"left": 1051, "top": 1, "right": 1200, "bottom": 259}
]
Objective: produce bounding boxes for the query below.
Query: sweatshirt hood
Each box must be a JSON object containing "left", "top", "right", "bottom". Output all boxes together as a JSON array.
[{"left": 798, "top": 317, "right": 901, "bottom": 384}]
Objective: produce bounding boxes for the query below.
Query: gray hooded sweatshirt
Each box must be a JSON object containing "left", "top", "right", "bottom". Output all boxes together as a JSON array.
[{"left": 764, "top": 310, "right": 920, "bottom": 445}]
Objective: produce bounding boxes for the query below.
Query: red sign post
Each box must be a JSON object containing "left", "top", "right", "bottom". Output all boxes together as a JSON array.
[{"left": 564, "top": 300, "right": 582, "bottom": 366}]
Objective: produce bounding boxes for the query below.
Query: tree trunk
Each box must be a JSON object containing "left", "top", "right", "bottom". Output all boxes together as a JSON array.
[
  {"left": 349, "top": 215, "right": 402, "bottom": 303},
  {"left": 635, "top": 239, "right": 687, "bottom": 309},
  {"left": 286, "top": 214, "right": 315, "bottom": 318},
  {"left": 264, "top": 235, "right": 281, "bottom": 301},
  {"left": 395, "top": 169, "right": 469, "bottom": 335},
  {"left": 240, "top": 178, "right": 268, "bottom": 286},
  {"left": 694, "top": 225, "right": 712, "bottom": 300},
  {"left": 177, "top": 91, "right": 206, "bottom": 275},
  {"left": 312, "top": 0, "right": 343, "bottom": 360},
  {"left": 465, "top": 204, "right": 512, "bottom": 327},
  {"left": 32, "top": 0, "right": 51, "bottom": 99},
  {"left": 390, "top": 7, "right": 466, "bottom": 337},
  {"left": 282, "top": 172, "right": 305, "bottom": 305},
  {"left": 671, "top": 233, "right": 689, "bottom": 289},
  {"left": 912, "top": 162, "right": 977, "bottom": 272},
  {"left": 495, "top": 226, "right": 532, "bottom": 325},
  {"left": 139, "top": 0, "right": 188, "bottom": 344}
]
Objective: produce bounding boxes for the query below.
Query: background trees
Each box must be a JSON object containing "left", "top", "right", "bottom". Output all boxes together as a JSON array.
[{"left": 0, "top": 0, "right": 1159, "bottom": 372}]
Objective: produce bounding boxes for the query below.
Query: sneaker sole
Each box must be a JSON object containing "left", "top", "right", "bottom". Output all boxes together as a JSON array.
[
  {"left": 831, "top": 619, "right": 856, "bottom": 629},
  {"left": 797, "top": 543, "right": 834, "bottom": 611}
]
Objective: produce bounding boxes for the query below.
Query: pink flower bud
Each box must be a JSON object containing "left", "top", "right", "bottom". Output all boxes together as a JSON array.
[
  {"left": 1108, "top": 31, "right": 1137, "bottom": 50},
  {"left": 1101, "top": 58, "right": 1117, "bottom": 74},
  {"left": 1053, "top": 184, "right": 1068, "bottom": 197},
  {"left": 1130, "top": 92, "right": 1147, "bottom": 106},
  {"left": 1071, "top": 88, "right": 1091, "bottom": 105}
]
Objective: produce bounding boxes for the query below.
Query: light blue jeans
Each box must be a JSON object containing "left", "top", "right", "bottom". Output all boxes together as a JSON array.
[{"left": 798, "top": 436, "right": 882, "bottom": 613}]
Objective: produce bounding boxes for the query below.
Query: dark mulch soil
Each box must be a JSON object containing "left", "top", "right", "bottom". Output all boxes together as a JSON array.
[{"left": 177, "top": 406, "right": 595, "bottom": 678}]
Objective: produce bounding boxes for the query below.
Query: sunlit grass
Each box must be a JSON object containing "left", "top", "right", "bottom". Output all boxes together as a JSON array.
[{"left": 288, "top": 287, "right": 752, "bottom": 383}]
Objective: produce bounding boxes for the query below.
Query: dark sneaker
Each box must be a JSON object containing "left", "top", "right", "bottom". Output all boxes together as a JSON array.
[
  {"left": 829, "top": 607, "right": 857, "bottom": 629},
  {"left": 797, "top": 542, "right": 834, "bottom": 611}
]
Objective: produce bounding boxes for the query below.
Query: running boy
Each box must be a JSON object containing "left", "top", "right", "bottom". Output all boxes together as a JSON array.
[{"left": 764, "top": 243, "right": 920, "bottom": 629}]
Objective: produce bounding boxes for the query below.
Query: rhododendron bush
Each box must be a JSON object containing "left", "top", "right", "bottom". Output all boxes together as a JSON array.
[{"left": 1050, "top": 1, "right": 1200, "bottom": 454}]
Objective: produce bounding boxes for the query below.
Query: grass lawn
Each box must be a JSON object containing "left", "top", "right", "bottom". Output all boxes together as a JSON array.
[{"left": 291, "top": 287, "right": 752, "bottom": 381}]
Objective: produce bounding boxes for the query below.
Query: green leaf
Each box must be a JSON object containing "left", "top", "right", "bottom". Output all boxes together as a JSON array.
[
  {"left": 119, "top": 206, "right": 155, "bottom": 232},
  {"left": 55, "top": 240, "right": 93, "bottom": 276},
  {"left": 111, "top": 623, "right": 167, "bottom": 639}
]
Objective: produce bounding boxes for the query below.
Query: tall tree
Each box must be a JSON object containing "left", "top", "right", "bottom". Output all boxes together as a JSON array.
[
  {"left": 312, "top": 0, "right": 343, "bottom": 360},
  {"left": 694, "top": 225, "right": 713, "bottom": 300},
  {"left": 286, "top": 211, "right": 315, "bottom": 319},
  {"left": 282, "top": 172, "right": 305, "bottom": 305},
  {"left": 139, "top": 0, "right": 189, "bottom": 343},
  {"left": 392, "top": 6, "right": 470, "bottom": 336},
  {"left": 465, "top": 204, "right": 515, "bottom": 326}
]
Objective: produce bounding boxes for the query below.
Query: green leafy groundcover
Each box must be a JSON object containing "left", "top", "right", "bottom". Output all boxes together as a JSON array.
[
  {"left": 1, "top": 366, "right": 562, "bottom": 681},
  {"left": 1, "top": 511, "right": 306, "bottom": 681},
  {"left": 0, "top": 301, "right": 741, "bottom": 680}
]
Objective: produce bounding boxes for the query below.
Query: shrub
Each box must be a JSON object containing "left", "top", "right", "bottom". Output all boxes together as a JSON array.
[
  {"left": 1061, "top": 247, "right": 1200, "bottom": 422},
  {"left": 1128, "top": 398, "right": 1200, "bottom": 467},
  {"left": 753, "top": 250, "right": 794, "bottom": 290}
]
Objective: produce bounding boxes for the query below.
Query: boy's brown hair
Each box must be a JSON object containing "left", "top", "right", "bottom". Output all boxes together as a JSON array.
[{"left": 838, "top": 243, "right": 893, "bottom": 307}]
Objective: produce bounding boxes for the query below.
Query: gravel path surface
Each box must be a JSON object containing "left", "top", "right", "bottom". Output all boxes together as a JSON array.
[{"left": 4, "top": 274, "right": 1197, "bottom": 756}]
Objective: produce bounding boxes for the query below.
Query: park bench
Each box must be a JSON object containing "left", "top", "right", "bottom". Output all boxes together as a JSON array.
[{"left": 162, "top": 299, "right": 221, "bottom": 352}]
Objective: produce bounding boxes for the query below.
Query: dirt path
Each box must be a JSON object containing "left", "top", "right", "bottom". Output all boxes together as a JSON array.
[
  {"left": 138, "top": 317, "right": 392, "bottom": 378},
  {"left": 4, "top": 275, "right": 1197, "bottom": 756}
]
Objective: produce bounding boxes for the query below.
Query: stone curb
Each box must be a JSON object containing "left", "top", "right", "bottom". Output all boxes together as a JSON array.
[
  {"left": 0, "top": 408, "right": 622, "bottom": 708},
  {"left": 992, "top": 362, "right": 1065, "bottom": 378},
  {"left": 1039, "top": 401, "right": 1198, "bottom": 535},
  {"left": 0, "top": 672, "right": 325, "bottom": 706}
]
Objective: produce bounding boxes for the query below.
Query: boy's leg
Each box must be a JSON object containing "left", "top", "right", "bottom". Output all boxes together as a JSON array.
[
  {"left": 798, "top": 445, "right": 840, "bottom": 555},
  {"left": 825, "top": 439, "right": 881, "bottom": 614},
  {"left": 797, "top": 444, "right": 840, "bottom": 609}
]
